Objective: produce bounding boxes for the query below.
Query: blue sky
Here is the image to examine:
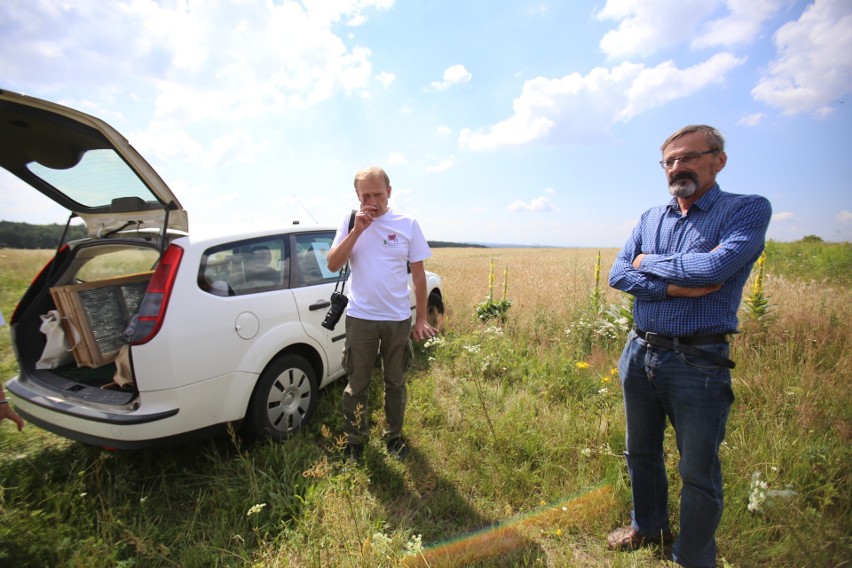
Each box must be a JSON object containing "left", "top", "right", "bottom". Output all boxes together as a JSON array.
[{"left": 1, "top": 0, "right": 851, "bottom": 246}]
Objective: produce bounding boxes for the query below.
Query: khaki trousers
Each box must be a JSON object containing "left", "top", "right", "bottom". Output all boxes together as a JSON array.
[{"left": 342, "top": 316, "right": 412, "bottom": 444}]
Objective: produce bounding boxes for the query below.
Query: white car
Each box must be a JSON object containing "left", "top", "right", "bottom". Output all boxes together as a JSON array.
[{"left": 1, "top": 89, "right": 444, "bottom": 449}]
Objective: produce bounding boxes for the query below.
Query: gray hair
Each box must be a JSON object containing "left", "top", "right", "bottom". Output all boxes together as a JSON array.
[{"left": 661, "top": 125, "right": 725, "bottom": 153}]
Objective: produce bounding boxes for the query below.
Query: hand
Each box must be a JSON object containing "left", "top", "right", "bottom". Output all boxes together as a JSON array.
[
  {"left": 0, "top": 403, "right": 25, "bottom": 431},
  {"left": 354, "top": 206, "right": 378, "bottom": 232},
  {"left": 666, "top": 283, "right": 723, "bottom": 297},
  {"left": 411, "top": 320, "right": 438, "bottom": 342},
  {"left": 632, "top": 253, "right": 646, "bottom": 269}
]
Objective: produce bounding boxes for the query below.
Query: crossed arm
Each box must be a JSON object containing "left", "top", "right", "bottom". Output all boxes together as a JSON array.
[{"left": 610, "top": 196, "right": 771, "bottom": 299}]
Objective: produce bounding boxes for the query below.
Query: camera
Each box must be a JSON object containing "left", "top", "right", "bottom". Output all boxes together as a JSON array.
[{"left": 321, "top": 291, "right": 348, "bottom": 330}]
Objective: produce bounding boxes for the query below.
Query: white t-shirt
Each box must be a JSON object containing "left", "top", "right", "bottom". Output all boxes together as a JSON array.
[{"left": 332, "top": 208, "right": 431, "bottom": 321}]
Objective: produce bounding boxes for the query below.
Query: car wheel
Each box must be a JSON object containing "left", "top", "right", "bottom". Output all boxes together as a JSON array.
[
  {"left": 427, "top": 291, "right": 445, "bottom": 331},
  {"left": 244, "top": 354, "right": 318, "bottom": 442}
]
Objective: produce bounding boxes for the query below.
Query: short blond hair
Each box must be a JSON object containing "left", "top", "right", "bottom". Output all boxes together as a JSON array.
[{"left": 353, "top": 166, "right": 390, "bottom": 189}]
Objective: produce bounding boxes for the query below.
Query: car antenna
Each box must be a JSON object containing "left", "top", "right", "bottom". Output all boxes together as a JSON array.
[{"left": 292, "top": 194, "right": 318, "bottom": 224}]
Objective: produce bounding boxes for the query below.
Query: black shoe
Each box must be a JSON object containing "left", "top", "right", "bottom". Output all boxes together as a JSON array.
[
  {"left": 343, "top": 442, "right": 364, "bottom": 465},
  {"left": 386, "top": 437, "right": 410, "bottom": 460}
]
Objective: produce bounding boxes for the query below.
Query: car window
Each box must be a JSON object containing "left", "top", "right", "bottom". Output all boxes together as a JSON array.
[
  {"left": 291, "top": 232, "right": 339, "bottom": 288},
  {"left": 199, "top": 237, "right": 288, "bottom": 296},
  {"left": 28, "top": 149, "right": 160, "bottom": 209},
  {"left": 75, "top": 247, "right": 159, "bottom": 282}
]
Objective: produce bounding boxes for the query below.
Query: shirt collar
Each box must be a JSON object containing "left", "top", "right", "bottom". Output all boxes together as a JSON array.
[{"left": 666, "top": 183, "right": 721, "bottom": 213}]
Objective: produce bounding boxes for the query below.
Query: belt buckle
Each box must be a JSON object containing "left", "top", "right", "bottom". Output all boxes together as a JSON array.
[{"left": 643, "top": 331, "right": 657, "bottom": 344}]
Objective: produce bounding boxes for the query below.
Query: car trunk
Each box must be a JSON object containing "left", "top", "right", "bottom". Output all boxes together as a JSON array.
[{"left": 12, "top": 239, "right": 163, "bottom": 405}]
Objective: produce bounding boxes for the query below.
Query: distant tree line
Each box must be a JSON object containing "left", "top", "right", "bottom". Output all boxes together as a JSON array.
[
  {"left": 428, "top": 240, "right": 487, "bottom": 248},
  {"left": 0, "top": 221, "right": 87, "bottom": 249}
]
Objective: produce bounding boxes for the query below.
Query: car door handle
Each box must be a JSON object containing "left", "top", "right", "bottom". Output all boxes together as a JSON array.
[{"left": 309, "top": 300, "right": 331, "bottom": 311}]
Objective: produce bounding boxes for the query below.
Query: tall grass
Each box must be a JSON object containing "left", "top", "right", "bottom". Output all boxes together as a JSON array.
[{"left": 1, "top": 245, "right": 849, "bottom": 567}]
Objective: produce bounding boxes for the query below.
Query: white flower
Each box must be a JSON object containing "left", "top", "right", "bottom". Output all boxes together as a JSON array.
[
  {"left": 247, "top": 503, "right": 267, "bottom": 517},
  {"left": 404, "top": 533, "right": 424, "bottom": 555}
]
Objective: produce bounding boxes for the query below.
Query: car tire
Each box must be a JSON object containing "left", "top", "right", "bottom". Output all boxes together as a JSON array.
[
  {"left": 243, "top": 354, "right": 318, "bottom": 442},
  {"left": 427, "top": 291, "right": 445, "bottom": 331}
]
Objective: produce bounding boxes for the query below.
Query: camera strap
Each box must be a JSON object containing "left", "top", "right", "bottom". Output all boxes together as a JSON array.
[{"left": 333, "top": 210, "right": 356, "bottom": 295}]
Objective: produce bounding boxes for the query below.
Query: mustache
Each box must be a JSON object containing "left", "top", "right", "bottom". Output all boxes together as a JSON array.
[{"left": 669, "top": 171, "right": 699, "bottom": 186}]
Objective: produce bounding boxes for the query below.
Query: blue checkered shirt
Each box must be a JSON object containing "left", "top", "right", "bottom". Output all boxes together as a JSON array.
[{"left": 609, "top": 184, "right": 772, "bottom": 336}]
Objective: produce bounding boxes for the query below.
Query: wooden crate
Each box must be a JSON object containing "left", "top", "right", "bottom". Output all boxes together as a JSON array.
[{"left": 50, "top": 272, "right": 153, "bottom": 368}]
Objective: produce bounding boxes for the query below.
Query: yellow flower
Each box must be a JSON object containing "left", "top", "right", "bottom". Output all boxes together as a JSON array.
[
  {"left": 601, "top": 375, "right": 611, "bottom": 383},
  {"left": 575, "top": 362, "right": 590, "bottom": 369}
]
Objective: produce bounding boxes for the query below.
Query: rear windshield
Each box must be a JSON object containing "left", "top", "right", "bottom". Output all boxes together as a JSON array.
[{"left": 28, "top": 149, "right": 157, "bottom": 209}]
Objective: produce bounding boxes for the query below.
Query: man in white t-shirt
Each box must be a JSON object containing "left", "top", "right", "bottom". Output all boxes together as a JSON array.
[{"left": 327, "top": 166, "right": 437, "bottom": 463}]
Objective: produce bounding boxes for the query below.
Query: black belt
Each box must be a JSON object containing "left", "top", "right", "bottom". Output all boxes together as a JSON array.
[{"left": 634, "top": 328, "right": 735, "bottom": 369}]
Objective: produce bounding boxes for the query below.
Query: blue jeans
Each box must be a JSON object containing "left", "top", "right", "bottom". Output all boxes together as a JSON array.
[{"left": 618, "top": 330, "right": 734, "bottom": 568}]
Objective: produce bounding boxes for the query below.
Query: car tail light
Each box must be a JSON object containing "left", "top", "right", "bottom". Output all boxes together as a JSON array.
[{"left": 131, "top": 244, "right": 184, "bottom": 345}]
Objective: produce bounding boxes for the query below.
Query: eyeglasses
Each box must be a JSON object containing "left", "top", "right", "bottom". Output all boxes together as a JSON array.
[{"left": 659, "top": 149, "right": 718, "bottom": 170}]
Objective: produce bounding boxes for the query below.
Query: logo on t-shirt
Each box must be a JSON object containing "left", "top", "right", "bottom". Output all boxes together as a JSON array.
[{"left": 384, "top": 233, "right": 400, "bottom": 247}]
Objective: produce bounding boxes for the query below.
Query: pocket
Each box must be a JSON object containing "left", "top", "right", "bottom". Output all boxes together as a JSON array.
[
  {"left": 342, "top": 346, "right": 353, "bottom": 375},
  {"left": 677, "top": 343, "right": 731, "bottom": 371},
  {"left": 402, "top": 339, "right": 414, "bottom": 373}
]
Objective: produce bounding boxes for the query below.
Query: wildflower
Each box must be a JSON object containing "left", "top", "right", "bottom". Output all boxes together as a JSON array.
[
  {"left": 247, "top": 503, "right": 267, "bottom": 517},
  {"left": 463, "top": 344, "right": 481, "bottom": 354},
  {"left": 404, "top": 534, "right": 423, "bottom": 556},
  {"left": 601, "top": 375, "right": 612, "bottom": 383},
  {"left": 580, "top": 448, "right": 592, "bottom": 457},
  {"left": 555, "top": 528, "right": 563, "bottom": 537},
  {"left": 598, "top": 387, "right": 609, "bottom": 395},
  {"left": 747, "top": 472, "right": 768, "bottom": 513},
  {"left": 139, "top": 496, "right": 148, "bottom": 504},
  {"left": 747, "top": 470, "right": 797, "bottom": 514},
  {"left": 371, "top": 531, "right": 394, "bottom": 554},
  {"left": 424, "top": 336, "right": 445, "bottom": 349},
  {"left": 575, "top": 361, "right": 590, "bottom": 369}
]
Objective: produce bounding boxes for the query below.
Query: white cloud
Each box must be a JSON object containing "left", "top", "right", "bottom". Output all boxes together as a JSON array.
[
  {"left": 0, "top": 0, "right": 389, "bottom": 124},
  {"left": 839, "top": 210, "right": 852, "bottom": 222},
  {"left": 429, "top": 64, "right": 472, "bottom": 91},
  {"left": 738, "top": 112, "right": 766, "bottom": 126},
  {"left": 436, "top": 125, "right": 453, "bottom": 136},
  {"left": 596, "top": 0, "right": 719, "bottom": 59},
  {"left": 752, "top": 0, "right": 852, "bottom": 116},
  {"left": 772, "top": 211, "right": 794, "bottom": 222},
  {"left": 376, "top": 71, "right": 396, "bottom": 88},
  {"left": 459, "top": 55, "right": 745, "bottom": 150},
  {"left": 387, "top": 152, "right": 407, "bottom": 164},
  {"left": 427, "top": 158, "right": 454, "bottom": 172},
  {"left": 693, "top": 0, "right": 786, "bottom": 49},
  {"left": 507, "top": 196, "right": 555, "bottom": 213},
  {"left": 596, "top": 0, "right": 782, "bottom": 59}
]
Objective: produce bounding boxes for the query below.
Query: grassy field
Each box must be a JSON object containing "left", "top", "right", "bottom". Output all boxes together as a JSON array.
[{"left": 1, "top": 243, "right": 850, "bottom": 567}]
